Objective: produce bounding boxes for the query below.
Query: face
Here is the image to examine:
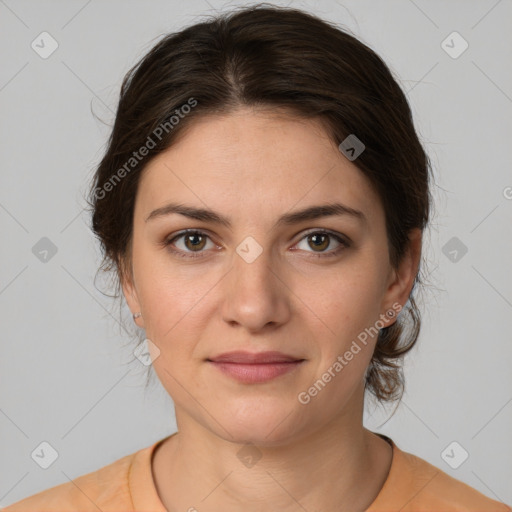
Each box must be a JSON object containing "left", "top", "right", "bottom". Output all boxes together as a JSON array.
[{"left": 123, "top": 107, "right": 420, "bottom": 446}]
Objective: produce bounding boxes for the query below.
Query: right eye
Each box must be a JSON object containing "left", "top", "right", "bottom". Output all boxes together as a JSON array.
[{"left": 164, "top": 230, "right": 217, "bottom": 259}]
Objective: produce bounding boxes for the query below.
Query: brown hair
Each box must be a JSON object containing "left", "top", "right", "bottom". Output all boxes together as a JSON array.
[{"left": 87, "top": 3, "right": 434, "bottom": 404}]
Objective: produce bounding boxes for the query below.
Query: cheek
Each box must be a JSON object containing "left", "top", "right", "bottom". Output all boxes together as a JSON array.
[
  {"left": 134, "top": 241, "right": 215, "bottom": 330},
  {"left": 295, "top": 269, "right": 383, "bottom": 408},
  {"left": 134, "top": 265, "right": 230, "bottom": 394},
  {"left": 308, "top": 265, "right": 384, "bottom": 348},
  {"left": 141, "top": 274, "right": 211, "bottom": 349}
]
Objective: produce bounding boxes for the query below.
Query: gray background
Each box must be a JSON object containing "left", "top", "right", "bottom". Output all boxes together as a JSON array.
[{"left": 1, "top": 0, "right": 511, "bottom": 507}]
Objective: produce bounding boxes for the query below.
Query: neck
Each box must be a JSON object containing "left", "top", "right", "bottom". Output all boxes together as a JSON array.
[{"left": 152, "top": 388, "right": 392, "bottom": 512}]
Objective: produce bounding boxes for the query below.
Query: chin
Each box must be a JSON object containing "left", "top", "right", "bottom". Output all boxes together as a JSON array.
[{"left": 212, "top": 404, "right": 306, "bottom": 448}]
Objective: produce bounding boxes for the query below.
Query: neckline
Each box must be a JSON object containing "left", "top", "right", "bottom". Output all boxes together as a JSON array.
[{"left": 132, "top": 431, "right": 398, "bottom": 511}]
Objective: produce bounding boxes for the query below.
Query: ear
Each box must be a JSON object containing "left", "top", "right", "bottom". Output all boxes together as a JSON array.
[
  {"left": 121, "top": 270, "right": 144, "bottom": 327},
  {"left": 380, "top": 228, "right": 423, "bottom": 325}
]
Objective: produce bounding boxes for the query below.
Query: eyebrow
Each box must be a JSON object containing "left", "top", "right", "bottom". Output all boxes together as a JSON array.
[{"left": 145, "top": 201, "right": 366, "bottom": 227}]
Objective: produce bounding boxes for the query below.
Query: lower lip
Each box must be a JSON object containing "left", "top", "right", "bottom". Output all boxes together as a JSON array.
[{"left": 208, "top": 361, "right": 304, "bottom": 383}]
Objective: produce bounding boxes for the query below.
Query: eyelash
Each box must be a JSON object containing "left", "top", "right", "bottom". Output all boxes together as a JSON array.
[{"left": 163, "top": 229, "right": 350, "bottom": 260}]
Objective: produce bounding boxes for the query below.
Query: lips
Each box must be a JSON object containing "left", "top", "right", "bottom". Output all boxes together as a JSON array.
[
  {"left": 207, "top": 351, "right": 305, "bottom": 384},
  {"left": 207, "top": 350, "right": 303, "bottom": 364}
]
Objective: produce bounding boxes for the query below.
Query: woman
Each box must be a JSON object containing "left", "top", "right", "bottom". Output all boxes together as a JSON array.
[{"left": 5, "top": 4, "right": 510, "bottom": 511}]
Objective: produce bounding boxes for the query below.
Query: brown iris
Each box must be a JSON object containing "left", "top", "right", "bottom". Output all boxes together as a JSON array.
[
  {"left": 184, "top": 233, "right": 207, "bottom": 251},
  {"left": 308, "top": 233, "right": 329, "bottom": 252}
]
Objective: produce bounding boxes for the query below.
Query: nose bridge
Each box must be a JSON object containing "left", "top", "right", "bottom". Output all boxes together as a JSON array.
[
  {"left": 221, "top": 238, "right": 289, "bottom": 330},
  {"left": 232, "top": 238, "right": 278, "bottom": 298}
]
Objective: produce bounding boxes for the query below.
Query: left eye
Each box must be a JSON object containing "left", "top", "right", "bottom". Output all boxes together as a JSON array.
[
  {"left": 164, "top": 230, "right": 349, "bottom": 258},
  {"left": 294, "top": 231, "right": 348, "bottom": 257}
]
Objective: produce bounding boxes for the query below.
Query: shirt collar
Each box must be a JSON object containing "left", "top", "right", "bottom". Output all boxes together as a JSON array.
[{"left": 129, "top": 431, "right": 408, "bottom": 511}]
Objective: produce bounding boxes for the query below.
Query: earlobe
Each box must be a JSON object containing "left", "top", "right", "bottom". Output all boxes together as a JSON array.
[{"left": 121, "top": 275, "right": 143, "bottom": 325}]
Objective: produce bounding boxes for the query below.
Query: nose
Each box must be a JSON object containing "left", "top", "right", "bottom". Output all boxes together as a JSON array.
[{"left": 220, "top": 247, "right": 291, "bottom": 333}]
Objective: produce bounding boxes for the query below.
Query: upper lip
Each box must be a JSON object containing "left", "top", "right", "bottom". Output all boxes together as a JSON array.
[{"left": 208, "top": 351, "right": 304, "bottom": 364}]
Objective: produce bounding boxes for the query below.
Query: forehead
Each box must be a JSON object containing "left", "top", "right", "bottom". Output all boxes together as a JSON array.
[{"left": 136, "top": 109, "right": 384, "bottom": 228}]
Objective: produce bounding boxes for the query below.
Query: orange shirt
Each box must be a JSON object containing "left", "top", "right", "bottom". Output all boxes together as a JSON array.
[{"left": 3, "top": 433, "right": 511, "bottom": 511}]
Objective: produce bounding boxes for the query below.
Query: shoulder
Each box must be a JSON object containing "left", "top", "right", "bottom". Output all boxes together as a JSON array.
[
  {"left": 401, "top": 449, "right": 510, "bottom": 511},
  {"left": 369, "top": 437, "right": 512, "bottom": 512},
  {"left": 2, "top": 449, "right": 136, "bottom": 511}
]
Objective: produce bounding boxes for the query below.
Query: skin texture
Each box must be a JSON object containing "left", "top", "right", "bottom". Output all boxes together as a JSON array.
[{"left": 122, "top": 107, "right": 422, "bottom": 512}]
